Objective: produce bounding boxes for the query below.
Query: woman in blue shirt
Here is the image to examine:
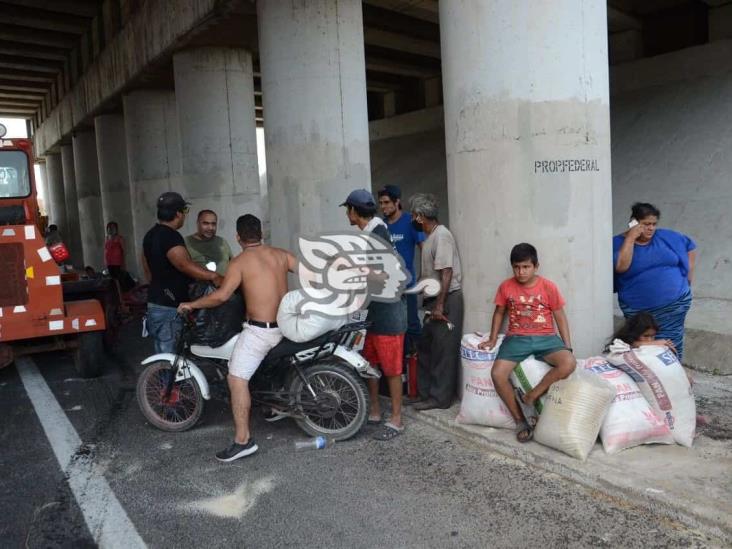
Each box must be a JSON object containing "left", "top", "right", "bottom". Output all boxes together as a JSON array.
[{"left": 613, "top": 203, "right": 697, "bottom": 360}]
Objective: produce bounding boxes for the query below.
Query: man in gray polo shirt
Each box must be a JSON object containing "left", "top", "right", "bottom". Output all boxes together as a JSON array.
[{"left": 409, "top": 193, "right": 464, "bottom": 411}]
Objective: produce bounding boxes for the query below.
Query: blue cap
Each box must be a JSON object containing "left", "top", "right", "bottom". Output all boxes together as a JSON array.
[{"left": 340, "top": 189, "right": 376, "bottom": 208}]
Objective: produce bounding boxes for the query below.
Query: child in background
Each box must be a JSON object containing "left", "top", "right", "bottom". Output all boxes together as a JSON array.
[
  {"left": 479, "top": 243, "right": 576, "bottom": 442},
  {"left": 606, "top": 311, "right": 677, "bottom": 354}
]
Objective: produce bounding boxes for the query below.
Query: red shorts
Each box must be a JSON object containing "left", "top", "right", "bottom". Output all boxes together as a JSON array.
[{"left": 362, "top": 333, "right": 404, "bottom": 377}]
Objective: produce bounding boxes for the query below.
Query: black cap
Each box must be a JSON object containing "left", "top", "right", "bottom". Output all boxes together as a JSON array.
[
  {"left": 339, "top": 189, "right": 376, "bottom": 209},
  {"left": 157, "top": 191, "right": 190, "bottom": 211},
  {"left": 378, "top": 184, "right": 401, "bottom": 200}
]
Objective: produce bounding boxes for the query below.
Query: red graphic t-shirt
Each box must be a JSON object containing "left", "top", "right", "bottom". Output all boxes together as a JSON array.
[{"left": 494, "top": 276, "right": 566, "bottom": 336}]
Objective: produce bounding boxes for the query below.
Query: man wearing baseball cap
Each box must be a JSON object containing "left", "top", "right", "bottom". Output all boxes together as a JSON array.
[
  {"left": 142, "top": 191, "right": 223, "bottom": 353},
  {"left": 342, "top": 189, "right": 407, "bottom": 441}
]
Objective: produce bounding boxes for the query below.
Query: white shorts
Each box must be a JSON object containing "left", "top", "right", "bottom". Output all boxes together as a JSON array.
[{"left": 228, "top": 323, "right": 283, "bottom": 380}]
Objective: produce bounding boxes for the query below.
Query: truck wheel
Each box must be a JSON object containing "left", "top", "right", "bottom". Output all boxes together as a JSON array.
[{"left": 73, "top": 332, "right": 104, "bottom": 378}]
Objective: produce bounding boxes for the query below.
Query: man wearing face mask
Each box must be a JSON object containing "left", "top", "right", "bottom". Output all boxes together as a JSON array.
[{"left": 409, "top": 193, "right": 464, "bottom": 411}]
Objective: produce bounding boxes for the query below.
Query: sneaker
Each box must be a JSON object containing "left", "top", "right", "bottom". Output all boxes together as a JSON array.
[{"left": 215, "top": 439, "right": 258, "bottom": 462}]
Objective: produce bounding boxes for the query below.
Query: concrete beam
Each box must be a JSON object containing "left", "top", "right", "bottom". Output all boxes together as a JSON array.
[
  {"left": 0, "top": 78, "right": 52, "bottom": 92},
  {"left": 364, "top": 27, "right": 441, "bottom": 58},
  {"left": 0, "top": 69, "right": 56, "bottom": 82},
  {"left": 34, "top": 0, "right": 224, "bottom": 157},
  {"left": 366, "top": 56, "right": 440, "bottom": 78},
  {"left": 0, "top": 0, "right": 101, "bottom": 18},
  {"left": 363, "top": 0, "right": 439, "bottom": 23},
  {"left": 0, "top": 3, "right": 90, "bottom": 34},
  {"left": 0, "top": 55, "right": 63, "bottom": 73},
  {"left": 0, "top": 98, "right": 39, "bottom": 107},
  {"left": 0, "top": 89, "right": 46, "bottom": 99},
  {"left": 0, "top": 106, "right": 36, "bottom": 115},
  {"left": 0, "top": 40, "right": 70, "bottom": 61},
  {"left": 0, "top": 25, "right": 77, "bottom": 49}
]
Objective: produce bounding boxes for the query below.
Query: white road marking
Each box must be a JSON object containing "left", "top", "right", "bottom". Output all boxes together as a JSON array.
[{"left": 16, "top": 357, "right": 146, "bottom": 548}]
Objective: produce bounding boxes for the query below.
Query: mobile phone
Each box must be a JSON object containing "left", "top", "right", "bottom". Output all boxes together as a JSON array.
[{"left": 628, "top": 218, "right": 639, "bottom": 229}]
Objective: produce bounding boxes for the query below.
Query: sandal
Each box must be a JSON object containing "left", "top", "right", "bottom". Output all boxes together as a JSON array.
[
  {"left": 367, "top": 414, "right": 383, "bottom": 425},
  {"left": 516, "top": 420, "right": 534, "bottom": 443},
  {"left": 372, "top": 422, "right": 404, "bottom": 441}
]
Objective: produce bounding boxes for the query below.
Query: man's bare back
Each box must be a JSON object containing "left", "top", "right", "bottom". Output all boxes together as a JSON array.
[
  {"left": 177, "top": 243, "right": 296, "bottom": 320},
  {"left": 231, "top": 245, "right": 295, "bottom": 322}
]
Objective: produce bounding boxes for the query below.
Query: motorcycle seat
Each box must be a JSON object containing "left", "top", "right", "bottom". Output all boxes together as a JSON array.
[
  {"left": 190, "top": 333, "right": 240, "bottom": 360},
  {"left": 263, "top": 332, "right": 334, "bottom": 364}
]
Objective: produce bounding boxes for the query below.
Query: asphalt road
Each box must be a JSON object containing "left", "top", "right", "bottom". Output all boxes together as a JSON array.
[{"left": 0, "top": 324, "right": 724, "bottom": 548}]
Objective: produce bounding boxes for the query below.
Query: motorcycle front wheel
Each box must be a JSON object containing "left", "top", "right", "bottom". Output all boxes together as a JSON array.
[
  {"left": 289, "top": 360, "right": 369, "bottom": 441},
  {"left": 136, "top": 360, "right": 204, "bottom": 432}
]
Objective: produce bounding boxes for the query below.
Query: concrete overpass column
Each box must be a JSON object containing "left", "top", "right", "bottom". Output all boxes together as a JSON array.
[
  {"left": 173, "top": 47, "right": 261, "bottom": 246},
  {"left": 94, "top": 114, "right": 137, "bottom": 274},
  {"left": 72, "top": 130, "right": 105, "bottom": 269},
  {"left": 257, "top": 0, "right": 371, "bottom": 248},
  {"left": 60, "top": 144, "right": 84, "bottom": 269},
  {"left": 123, "top": 90, "right": 181, "bottom": 275},
  {"left": 45, "top": 153, "right": 66, "bottom": 229},
  {"left": 439, "top": 0, "right": 614, "bottom": 355},
  {"left": 36, "top": 161, "right": 50, "bottom": 216}
]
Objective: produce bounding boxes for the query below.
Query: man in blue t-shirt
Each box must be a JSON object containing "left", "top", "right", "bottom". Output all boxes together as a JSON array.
[{"left": 378, "top": 185, "right": 426, "bottom": 352}]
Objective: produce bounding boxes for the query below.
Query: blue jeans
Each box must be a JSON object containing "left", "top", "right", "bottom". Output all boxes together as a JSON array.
[{"left": 146, "top": 303, "right": 183, "bottom": 354}]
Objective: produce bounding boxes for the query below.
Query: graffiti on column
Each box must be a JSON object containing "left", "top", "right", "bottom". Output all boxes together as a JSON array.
[{"left": 533, "top": 159, "right": 600, "bottom": 173}]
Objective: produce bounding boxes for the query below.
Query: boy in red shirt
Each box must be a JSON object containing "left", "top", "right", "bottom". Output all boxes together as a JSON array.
[{"left": 479, "top": 243, "right": 576, "bottom": 442}]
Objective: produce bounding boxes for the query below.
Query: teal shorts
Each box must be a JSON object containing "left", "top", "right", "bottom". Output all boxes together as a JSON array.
[{"left": 495, "top": 335, "right": 567, "bottom": 363}]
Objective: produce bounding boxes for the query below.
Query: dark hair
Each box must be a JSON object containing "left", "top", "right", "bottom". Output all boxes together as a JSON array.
[
  {"left": 510, "top": 243, "right": 538, "bottom": 265},
  {"left": 348, "top": 203, "right": 377, "bottom": 219},
  {"left": 48, "top": 224, "right": 58, "bottom": 232},
  {"left": 377, "top": 187, "right": 402, "bottom": 210},
  {"left": 237, "top": 214, "right": 262, "bottom": 242},
  {"left": 606, "top": 312, "right": 659, "bottom": 351},
  {"left": 197, "top": 209, "right": 216, "bottom": 220},
  {"left": 157, "top": 207, "right": 177, "bottom": 222},
  {"left": 631, "top": 202, "right": 660, "bottom": 221},
  {"left": 106, "top": 221, "right": 118, "bottom": 231}
]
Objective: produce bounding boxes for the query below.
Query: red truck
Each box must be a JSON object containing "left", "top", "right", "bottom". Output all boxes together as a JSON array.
[{"left": 0, "top": 125, "right": 111, "bottom": 376}]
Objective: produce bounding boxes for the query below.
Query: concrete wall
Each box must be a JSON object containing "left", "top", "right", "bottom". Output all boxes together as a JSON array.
[
  {"left": 368, "top": 43, "right": 732, "bottom": 373},
  {"left": 369, "top": 107, "right": 449, "bottom": 225},
  {"left": 610, "top": 42, "right": 732, "bottom": 374}
]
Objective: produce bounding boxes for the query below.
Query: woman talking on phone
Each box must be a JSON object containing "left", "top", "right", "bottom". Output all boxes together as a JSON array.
[{"left": 613, "top": 202, "right": 697, "bottom": 361}]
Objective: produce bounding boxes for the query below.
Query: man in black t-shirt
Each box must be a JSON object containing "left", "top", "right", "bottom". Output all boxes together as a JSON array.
[{"left": 142, "top": 192, "right": 223, "bottom": 353}]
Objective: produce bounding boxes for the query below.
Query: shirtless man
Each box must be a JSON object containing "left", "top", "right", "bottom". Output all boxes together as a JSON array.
[{"left": 178, "top": 214, "right": 296, "bottom": 462}]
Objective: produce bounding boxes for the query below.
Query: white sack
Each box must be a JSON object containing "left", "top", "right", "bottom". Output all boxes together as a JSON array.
[
  {"left": 277, "top": 290, "right": 348, "bottom": 343},
  {"left": 456, "top": 334, "right": 514, "bottom": 429},
  {"left": 581, "top": 356, "right": 674, "bottom": 454},
  {"left": 510, "top": 356, "right": 552, "bottom": 414},
  {"left": 606, "top": 341, "right": 695, "bottom": 447},
  {"left": 533, "top": 368, "right": 616, "bottom": 461}
]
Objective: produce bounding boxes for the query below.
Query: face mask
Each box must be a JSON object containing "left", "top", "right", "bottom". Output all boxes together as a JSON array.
[{"left": 411, "top": 219, "right": 423, "bottom": 231}]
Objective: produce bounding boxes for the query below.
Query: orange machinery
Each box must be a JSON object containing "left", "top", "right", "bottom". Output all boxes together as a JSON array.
[{"left": 0, "top": 127, "right": 107, "bottom": 376}]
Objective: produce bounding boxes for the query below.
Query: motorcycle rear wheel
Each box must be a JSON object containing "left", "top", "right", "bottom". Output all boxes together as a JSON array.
[
  {"left": 289, "top": 360, "right": 369, "bottom": 441},
  {"left": 136, "top": 360, "right": 204, "bottom": 432}
]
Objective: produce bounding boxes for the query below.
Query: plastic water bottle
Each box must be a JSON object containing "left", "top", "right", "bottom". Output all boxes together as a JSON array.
[{"left": 294, "top": 436, "right": 334, "bottom": 451}]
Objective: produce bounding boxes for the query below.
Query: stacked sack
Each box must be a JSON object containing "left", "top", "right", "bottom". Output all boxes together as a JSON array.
[
  {"left": 605, "top": 340, "right": 696, "bottom": 448},
  {"left": 456, "top": 334, "right": 515, "bottom": 429},
  {"left": 581, "top": 356, "right": 674, "bottom": 454},
  {"left": 533, "top": 368, "right": 616, "bottom": 461}
]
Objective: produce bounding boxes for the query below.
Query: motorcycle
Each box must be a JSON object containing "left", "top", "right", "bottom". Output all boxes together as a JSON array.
[{"left": 136, "top": 317, "right": 379, "bottom": 441}]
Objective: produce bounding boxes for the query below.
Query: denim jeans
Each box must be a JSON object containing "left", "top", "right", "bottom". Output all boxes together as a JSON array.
[
  {"left": 404, "top": 293, "right": 422, "bottom": 355},
  {"left": 146, "top": 303, "right": 183, "bottom": 354}
]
